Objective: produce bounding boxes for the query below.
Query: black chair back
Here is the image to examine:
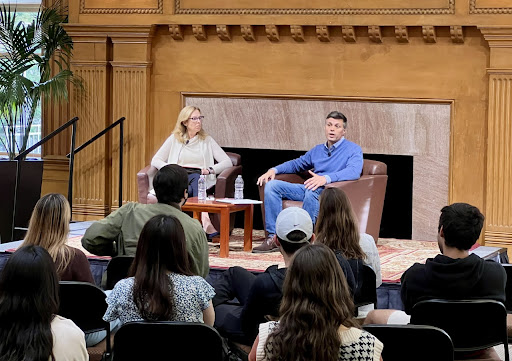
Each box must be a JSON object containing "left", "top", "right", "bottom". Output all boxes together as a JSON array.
[
  {"left": 106, "top": 255, "right": 134, "bottom": 290},
  {"left": 502, "top": 264, "right": 512, "bottom": 312},
  {"left": 59, "top": 281, "right": 111, "bottom": 356},
  {"left": 363, "top": 324, "right": 454, "bottom": 361},
  {"left": 354, "top": 264, "right": 377, "bottom": 315},
  {"left": 113, "top": 321, "right": 224, "bottom": 361},
  {"left": 410, "top": 299, "right": 509, "bottom": 361}
]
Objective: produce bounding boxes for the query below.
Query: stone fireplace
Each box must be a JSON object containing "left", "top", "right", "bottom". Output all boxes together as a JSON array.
[{"left": 185, "top": 94, "right": 450, "bottom": 241}]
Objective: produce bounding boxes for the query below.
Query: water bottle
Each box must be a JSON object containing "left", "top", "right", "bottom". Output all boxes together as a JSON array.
[
  {"left": 198, "top": 175, "right": 207, "bottom": 200},
  {"left": 234, "top": 175, "right": 244, "bottom": 200}
]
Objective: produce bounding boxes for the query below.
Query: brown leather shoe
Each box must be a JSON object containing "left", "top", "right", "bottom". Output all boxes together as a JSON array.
[{"left": 252, "top": 235, "right": 279, "bottom": 253}]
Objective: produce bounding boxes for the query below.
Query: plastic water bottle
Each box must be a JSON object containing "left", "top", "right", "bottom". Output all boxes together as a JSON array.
[
  {"left": 234, "top": 175, "right": 244, "bottom": 200},
  {"left": 198, "top": 175, "right": 207, "bottom": 200}
]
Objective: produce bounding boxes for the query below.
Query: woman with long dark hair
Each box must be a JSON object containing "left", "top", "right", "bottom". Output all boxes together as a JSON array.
[
  {"left": 103, "top": 214, "right": 215, "bottom": 325},
  {"left": 315, "top": 187, "right": 382, "bottom": 314},
  {"left": 249, "top": 244, "right": 383, "bottom": 361},
  {"left": 22, "top": 193, "right": 94, "bottom": 283},
  {"left": 0, "top": 245, "right": 87, "bottom": 361}
]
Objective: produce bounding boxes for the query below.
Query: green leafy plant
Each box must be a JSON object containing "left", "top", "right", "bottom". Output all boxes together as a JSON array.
[{"left": 0, "top": 3, "right": 80, "bottom": 160}]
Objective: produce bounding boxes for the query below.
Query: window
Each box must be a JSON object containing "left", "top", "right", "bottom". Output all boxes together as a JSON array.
[{"left": 0, "top": 1, "right": 42, "bottom": 156}]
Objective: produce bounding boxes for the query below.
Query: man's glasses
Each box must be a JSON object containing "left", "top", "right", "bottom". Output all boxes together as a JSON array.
[{"left": 188, "top": 116, "right": 204, "bottom": 122}]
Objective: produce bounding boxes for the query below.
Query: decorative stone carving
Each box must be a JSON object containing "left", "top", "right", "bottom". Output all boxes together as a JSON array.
[
  {"left": 316, "top": 26, "right": 330, "bottom": 42},
  {"left": 342, "top": 26, "right": 356, "bottom": 43},
  {"left": 290, "top": 25, "right": 305, "bottom": 42},
  {"left": 422, "top": 26, "right": 437, "bottom": 43},
  {"left": 241, "top": 25, "right": 255, "bottom": 42},
  {"left": 395, "top": 26, "right": 409, "bottom": 43},
  {"left": 450, "top": 26, "right": 464, "bottom": 43},
  {"left": 368, "top": 26, "right": 382, "bottom": 43},
  {"left": 265, "top": 25, "right": 279, "bottom": 42},
  {"left": 192, "top": 25, "right": 207, "bottom": 41},
  {"left": 169, "top": 25, "right": 183, "bottom": 41},
  {"left": 216, "top": 25, "right": 231, "bottom": 41}
]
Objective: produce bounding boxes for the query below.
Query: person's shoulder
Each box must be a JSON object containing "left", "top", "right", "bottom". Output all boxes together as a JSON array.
[
  {"left": 402, "top": 261, "right": 428, "bottom": 279},
  {"left": 52, "top": 315, "right": 84, "bottom": 338},
  {"left": 112, "top": 277, "right": 135, "bottom": 292},
  {"left": 482, "top": 258, "right": 507, "bottom": 275}
]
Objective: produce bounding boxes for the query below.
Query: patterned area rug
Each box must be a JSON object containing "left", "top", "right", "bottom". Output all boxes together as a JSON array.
[
  {"left": 66, "top": 229, "right": 442, "bottom": 283},
  {"left": 207, "top": 229, "right": 441, "bottom": 282}
]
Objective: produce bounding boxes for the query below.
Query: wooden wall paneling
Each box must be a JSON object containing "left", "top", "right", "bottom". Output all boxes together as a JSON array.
[
  {"left": 480, "top": 27, "right": 512, "bottom": 252},
  {"left": 64, "top": 27, "right": 111, "bottom": 220},
  {"left": 110, "top": 26, "right": 154, "bottom": 207},
  {"left": 41, "top": 157, "right": 70, "bottom": 197},
  {"left": 150, "top": 25, "right": 488, "bottom": 241}
]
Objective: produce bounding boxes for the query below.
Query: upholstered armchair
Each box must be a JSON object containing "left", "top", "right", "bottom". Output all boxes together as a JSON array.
[
  {"left": 258, "top": 159, "right": 388, "bottom": 243},
  {"left": 137, "top": 152, "right": 242, "bottom": 233}
]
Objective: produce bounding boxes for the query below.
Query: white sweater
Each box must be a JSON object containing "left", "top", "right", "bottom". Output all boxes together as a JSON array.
[{"left": 151, "top": 134, "right": 232, "bottom": 189}]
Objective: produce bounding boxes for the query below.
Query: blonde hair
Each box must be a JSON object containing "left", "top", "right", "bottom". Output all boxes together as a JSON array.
[
  {"left": 172, "top": 105, "right": 207, "bottom": 144},
  {"left": 22, "top": 193, "right": 73, "bottom": 275}
]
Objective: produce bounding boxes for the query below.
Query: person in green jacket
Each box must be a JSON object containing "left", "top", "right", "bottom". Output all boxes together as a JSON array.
[{"left": 81, "top": 164, "right": 209, "bottom": 278}]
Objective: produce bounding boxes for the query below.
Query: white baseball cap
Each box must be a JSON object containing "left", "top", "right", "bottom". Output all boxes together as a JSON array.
[{"left": 275, "top": 207, "right": 313, "bottom": 244}]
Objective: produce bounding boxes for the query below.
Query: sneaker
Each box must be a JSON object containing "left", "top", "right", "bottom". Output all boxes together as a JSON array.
[{"left": 252, "top": 235, "right": 279, "bottom": 253}]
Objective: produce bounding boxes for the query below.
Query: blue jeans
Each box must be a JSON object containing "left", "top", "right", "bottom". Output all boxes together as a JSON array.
[
  {"left": 264, "top": 180, "right": 323, "bottom": 235},
  {"left": 188, "top": 173, "right": 200, "bottom": 197}
]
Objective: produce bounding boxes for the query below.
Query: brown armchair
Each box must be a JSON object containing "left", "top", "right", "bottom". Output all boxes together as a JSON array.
[
  {"left": 137, "top": 152, "right": 242, "bottom": 232},
  {"left": 258, "top": 159, "right": 387, "bottom": 243}
]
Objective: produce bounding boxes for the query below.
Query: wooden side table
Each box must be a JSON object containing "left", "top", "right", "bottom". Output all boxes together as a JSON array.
[{"left": 182, "top": 197, "right": 254, "bottom": 258}]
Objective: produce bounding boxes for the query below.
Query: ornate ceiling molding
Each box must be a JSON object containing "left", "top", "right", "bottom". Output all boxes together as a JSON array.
[
  {"left": 470, "top": 0, "right": 512, "bottom": 14},
  {"left": 174, "top": 0, "right": 454, "bottom": 15},
  {"left": 80, "top": 0, "right": 163, "bottom": 14}
]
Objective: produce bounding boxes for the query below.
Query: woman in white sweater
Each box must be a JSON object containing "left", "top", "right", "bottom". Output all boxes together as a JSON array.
[{"left": 151, "top": 105, "right": 232, "bottom": 196}]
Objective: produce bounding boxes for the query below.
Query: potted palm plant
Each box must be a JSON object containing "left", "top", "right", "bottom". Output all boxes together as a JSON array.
[{"left": 0, "top": 3, "right": 80, "bottom": 242}]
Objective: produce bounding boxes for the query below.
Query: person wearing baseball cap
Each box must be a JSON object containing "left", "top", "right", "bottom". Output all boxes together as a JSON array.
[{"left": 211, "top": 207, "right": 355, "bottom": 347}]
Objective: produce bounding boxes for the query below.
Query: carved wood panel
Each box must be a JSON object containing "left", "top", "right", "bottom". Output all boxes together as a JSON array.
[
  {"left": 485, "top": 75, "right": 512, "bottom": 243},
  {"left": 111, "top": 66, "right": 150, "bottom": 205},
  {"left": 80, "top": 0, "right": 163, "bottom": 14},
  {"left": 175, "top": 0, "right": 455, "bottom": 15},
  {"left": 70, "top": 65, "right": 110, "bottom": 219},
  {"left": 470, "top": 0, "right": 512, "bottom": 14}
]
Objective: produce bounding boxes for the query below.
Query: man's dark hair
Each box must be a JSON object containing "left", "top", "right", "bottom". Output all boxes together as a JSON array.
[
  {"left": 153, "top": 164, "right": 189, "bottom": 204},
  {"left": 438, "top": 203, "right": 484, "bottom": 250},
  {"left": 326, "top": 111, "right": 348, "bottom": 128},
  {"left": 277, "top": 230, "right": 311, "bottom": 255}
]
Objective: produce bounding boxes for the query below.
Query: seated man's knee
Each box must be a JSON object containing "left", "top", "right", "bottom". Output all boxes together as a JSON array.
[{"left": 264, "top": 179, "right": 279, "bottom": 196}]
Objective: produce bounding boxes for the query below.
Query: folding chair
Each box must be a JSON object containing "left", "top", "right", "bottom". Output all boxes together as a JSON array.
[
  {"left": 112, "top": 321, "right": 225, "bottom": 361},
  {"left": 59, "top": 281, "right": 111, "bottom": 361},
  {"left": 105, "top": 255, "right": 134, "bottom": 290},
  {"left": 363, "top": 324, "right": 454, "bottom": 361},
  {"left": 410, "top": 299, "right": 509, "bottom": 361},
  {"left": 354, "top": 264, "right": 377, "bottom": 316}
]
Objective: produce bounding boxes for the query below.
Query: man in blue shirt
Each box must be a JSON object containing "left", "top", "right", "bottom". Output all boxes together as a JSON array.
[{"left": 254, "top": 111, "right": 363, "bottom": 252}]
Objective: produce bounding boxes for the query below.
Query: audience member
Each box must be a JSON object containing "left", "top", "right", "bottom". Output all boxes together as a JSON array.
[
  {"left": 254, "top": 111, "right": 363, "bottom": 252},
  {"left": 249, "top": 243, "right": 383, "bottom": 361},
  {"left": 0, "top": 245, "right": 87, "bottom": 361},
  {"left": 315, "top": 187, "right": 382, "bottom": 315},
  {"left": 213, "top": 207, "right": 355, "bottom": 346},
  {"left": 103, "top": 215, "right": 215, "bottom": 326},
  {"left": 82, "top": 164, "right": 209, "bottom": 278},
  {"left": 364, "top": 202, "right": 506, "bottom": 325},
  {"left": 22, "top": 193, "right": 94, "bottom": 283}
]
